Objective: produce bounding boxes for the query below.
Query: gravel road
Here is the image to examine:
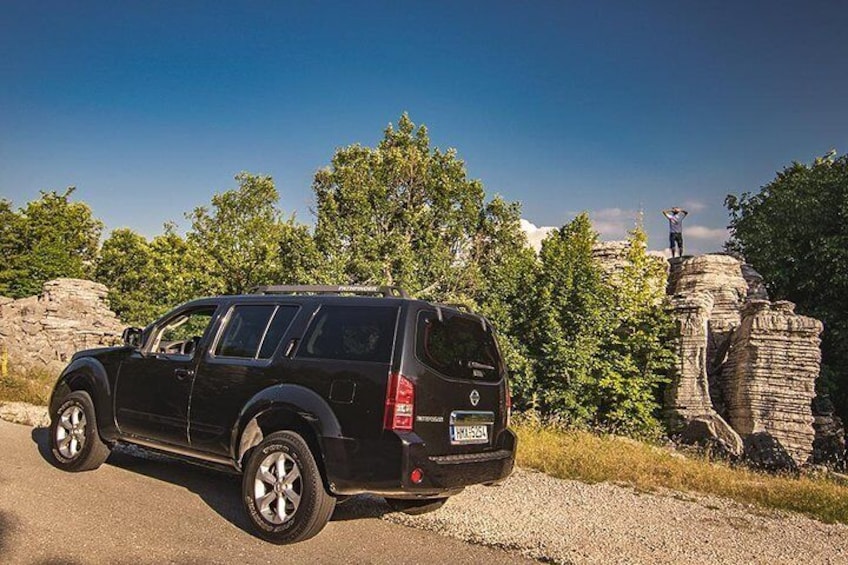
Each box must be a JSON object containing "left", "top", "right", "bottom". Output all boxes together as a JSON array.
[
  {"left": 0, "top": 418, "right": 531, "bottom": 564},
  {"left": 2, "top": 403, "right": 848, "bottom": 564}
]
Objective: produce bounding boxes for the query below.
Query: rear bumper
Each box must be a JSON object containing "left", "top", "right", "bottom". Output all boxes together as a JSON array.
[{"left": 327, "top": 428, "right": 517, "bottom": 497}]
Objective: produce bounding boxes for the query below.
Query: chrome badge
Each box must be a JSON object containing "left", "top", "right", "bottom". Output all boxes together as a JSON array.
[{"left": 469, "top": 389, "right": 480, "bottom": 407}]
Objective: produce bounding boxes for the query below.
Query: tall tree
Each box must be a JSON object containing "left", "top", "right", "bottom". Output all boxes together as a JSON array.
[
  {"left": 528, "top": 216, "right": 673, "bottom": 434},
  {"left": 0, "top": 188, "right": 102, "bottom": 298},
  {"left": 312, "top": 113, "right": 536, "bottom": 390},
  {"left": 96, "top": 225, "right": 222, "bottom": 326},
  {"left": 314, "top": 113, "right": 490, "bottom": 299},
  {"left": 596, "top": 226, "right": 674, "bottom": 433},
  {"left": 531, "top": 213, "right": 612, "bottom": 421},
  {"left": 726, "top": 152, "right": 848, "bottom": 420},
  {"left": 186, "top": 172, "right": 318, "bottom": 294},
  {"left": 0, "top": 200, "right": 22, "bottom": 296}
]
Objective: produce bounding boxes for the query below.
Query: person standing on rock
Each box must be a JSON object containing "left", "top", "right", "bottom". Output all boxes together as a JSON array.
[{"left": 663, "top": 207, "right": 688, "bottom": 258}]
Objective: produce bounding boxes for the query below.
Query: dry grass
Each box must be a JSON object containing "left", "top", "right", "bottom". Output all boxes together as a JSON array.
[
  {"left": 0, "top": 360, "right": 55, "bottom": 406},
  {"left": 514, "top": 418, "right": 848, "bottom": 524}
]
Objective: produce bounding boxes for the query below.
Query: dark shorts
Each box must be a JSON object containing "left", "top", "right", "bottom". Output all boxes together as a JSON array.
[{"left": 670, "top": 232, "right": 683, "bottom": 249}]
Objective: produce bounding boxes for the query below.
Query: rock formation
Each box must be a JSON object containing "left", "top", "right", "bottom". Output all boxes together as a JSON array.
[
  {"left": 0, "top": 279, "right": 124, "bottom": 376},
  {"left": 661, "top": 254, "right": 824, "bottom": 467},
  {"left": 592, "top": 241, "right": 633, "bottom": 278},
  {"left": 720, "top": 300, "right": 822, "bottom": 464},
  {"left": 589, "top": 245, "right": 827, "bottom": 467}
]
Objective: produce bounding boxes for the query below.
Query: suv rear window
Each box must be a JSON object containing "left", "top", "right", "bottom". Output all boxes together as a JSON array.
[
  {"left": 299, "top": 305, "right": 398, "bottom": 363},
  {"left": 416, "top": 311, "right": 502, "bottom": 381},
  {"left": 215, "top": 304, "right": 298, "bottom": 359}
]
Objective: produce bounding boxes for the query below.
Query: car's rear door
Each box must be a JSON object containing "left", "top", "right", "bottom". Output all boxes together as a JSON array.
[
  {"left": 188, "top": 300, "right": 302, "bottom": 456},
  {"left": 402, "top": 307, "right": 509, "bottom": 455}
]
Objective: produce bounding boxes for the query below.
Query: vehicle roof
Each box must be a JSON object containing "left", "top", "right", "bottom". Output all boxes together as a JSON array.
[{"left": 179, "top": 293, "right": 482, "bottom": 317}]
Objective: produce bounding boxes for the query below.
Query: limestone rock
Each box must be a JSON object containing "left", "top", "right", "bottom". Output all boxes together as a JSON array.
[
  {"left": 592, "top": 241, "right": 633, "bottom": 278},
  {"left": 810, "top": 395, "right": 846, "bottom": 469},
  {"left": 0, "top": 279, "right": 124, "bottom": 378},
  {"left": 664, "top": 292, "right": 715, "bottom": 429},
  {"left": 679, "top": 414, "right": 743, "bottom": 458},
  {"left": 741, "top": 263, "right": 769, "bottom": 300},
  {"left": 720, "top": 300, "right": 822, "bottom": 464},
  {"left": 667, "top": 254, "right": 748, "bottom": 337},
  {"left": 743, "top": 432, "right": 799, "bottom": 474}
]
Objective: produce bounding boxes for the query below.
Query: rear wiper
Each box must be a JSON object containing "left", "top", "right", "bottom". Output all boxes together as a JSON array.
[{"left": 466, "top": 361, "right": 496, "bottom": 371}]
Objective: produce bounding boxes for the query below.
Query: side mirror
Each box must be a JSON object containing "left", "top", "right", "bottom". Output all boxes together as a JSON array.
[{"left": 121, "top": 327, "right": 143, "bottom": 348}]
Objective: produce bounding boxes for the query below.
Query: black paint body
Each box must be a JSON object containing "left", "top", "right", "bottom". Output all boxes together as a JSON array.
[{"left": 49, "top": 294, "right": 516, "bottom": 498}]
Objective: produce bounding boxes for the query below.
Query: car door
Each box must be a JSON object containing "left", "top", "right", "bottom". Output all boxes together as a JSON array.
[
  {"left": 114, "top": 303, "right": 220, "bottom": 447},
  {"left": 189, "top": 301, "right": 302, "bottom": 456}
]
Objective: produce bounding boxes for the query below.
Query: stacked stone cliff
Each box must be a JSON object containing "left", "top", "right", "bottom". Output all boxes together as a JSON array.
[
  {"left": 0, "top": 279, "right": 124, "bottom": 375},
  {"left": 592, "top": 244, "right": 826, "bottom": 466},
  {"left": 664, "top": 254, "right": 824, "bottom": 466},
  {"left": 720, "top": 300, "right": 822, "bottom": 464}
]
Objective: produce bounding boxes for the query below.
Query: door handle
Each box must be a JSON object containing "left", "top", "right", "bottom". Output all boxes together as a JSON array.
[
  {"left": 174, "top": 368, "right": 194, "bottom": 381},
  {"left": 284, "top": 338, "right": 299, "bottom": 358}
]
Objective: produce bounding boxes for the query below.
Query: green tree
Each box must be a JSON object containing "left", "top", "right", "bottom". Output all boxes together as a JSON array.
[
  {"left": 187, "top": 172, "right": 313, "bottom": 294},
  {"left": 312, "top": 113, "right": 536, "bottom": 388},
  {"left": 726, "top": 152, "right": 848, "bottom": 421},
  {"left": 596, "top": 226, "right": 675, "bottom": 433},
  {"left": 531, "top": 213, "right": 612, "bottom": 421},
  {"left": 0, "top": 200, "right": 23, "bottom": 296},
  {"left": 97, "top": 225, "right": 223, "bottom": 326},
  {"left": 0, "top": 188, "right": 102, "bottom": 298},
  {"left": 528, "top": 216, "right": 673, "bottom": 434},
  {"left": 314, "top": 113, "right": 491, "bottom": 299},
  {"left": 95, "top": 228, "right": 156, "bottom": 325}
]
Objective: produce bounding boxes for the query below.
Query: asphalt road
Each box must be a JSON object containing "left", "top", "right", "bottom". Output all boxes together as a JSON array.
[{"left": 0, "top": 419, "right": 531, "bottom": 564}]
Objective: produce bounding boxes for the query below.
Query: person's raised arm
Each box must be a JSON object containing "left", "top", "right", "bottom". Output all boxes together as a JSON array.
[
  {"left": 662, "top": 209, "right": 672, "bottom": 218},
  {"left": 681, "top": 209, "right": 689, "bottom": 217}
]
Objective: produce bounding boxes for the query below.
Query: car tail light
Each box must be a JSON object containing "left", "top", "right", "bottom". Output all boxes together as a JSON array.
[{"left": 384, "top": 372, "right": 414, "bottom": 431}]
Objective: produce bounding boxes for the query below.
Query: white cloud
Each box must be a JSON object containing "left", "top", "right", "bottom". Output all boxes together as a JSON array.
[
  {"left": 520, "top": 219, "right": 556, "bottom": 252},
  {"left": 685, "top": 225, "right": 729, "bottom": 241},
  {"left": 681, "top": 200, "right": 708, "bottom": 212},
  {"left": 590, "top": 208, "right": 640, "bottom": 240}
]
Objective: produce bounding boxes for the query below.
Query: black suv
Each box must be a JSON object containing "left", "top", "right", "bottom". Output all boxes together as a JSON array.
[{"left": 48, "top": 285, "right": 516, "bottom": 543}]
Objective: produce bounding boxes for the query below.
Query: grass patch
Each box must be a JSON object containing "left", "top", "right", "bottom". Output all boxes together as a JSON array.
[
  {"left": 0, "top": 363, "right": 55, "bottom": 406},
  {"left": 514, "top": 417, "right": 848, "bottom": 525}
]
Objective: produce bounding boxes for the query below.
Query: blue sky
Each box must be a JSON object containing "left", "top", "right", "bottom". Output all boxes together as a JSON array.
[{"left": 1, "top": 1, "right": 846, "bottom": 254}]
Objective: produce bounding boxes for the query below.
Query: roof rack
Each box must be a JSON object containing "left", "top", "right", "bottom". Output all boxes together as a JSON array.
[{"left": 249, "top": 284, "right": 409, "bottom": 298}]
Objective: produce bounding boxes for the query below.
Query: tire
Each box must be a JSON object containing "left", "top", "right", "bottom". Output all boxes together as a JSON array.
[
  {"left": 242, "top": 431, "right": 335, "bottom": 544},
  {"left": 385, "top": 497, "right": 448, "bottom": 515},
  {"left": 49, "top": 390, "right": 111, "bottom": 472}
]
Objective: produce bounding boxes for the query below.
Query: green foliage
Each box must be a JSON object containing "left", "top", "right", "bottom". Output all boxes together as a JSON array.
[
  {"left": 726, "top": 152, "right": 848, "bottom": 421},
  {"left": 0, "top": 188, "right": 102, "bottom": 298},
  {"left": 188, "top": 173, "right": 296, "bottom": 294},
  {"left": 96, "top": 225, "right": 223, "bottom": 326},
  {"left": 532, "top": 213, "right": 612, "bottom": 419},
  {"left": 528, "top": 216, "right": 673, "bottom": 434},
  {"left": 314, "top": 113, "right": 488, "bottom": 298},
  {"left": 312, "top": 113, "right": 537, "bottom": 392},
  {"left": 2, "top": 115, "right": 676, "bottom": 438}
]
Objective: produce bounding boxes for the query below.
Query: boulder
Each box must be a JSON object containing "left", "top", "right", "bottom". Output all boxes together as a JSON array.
[
  {"left": 679, "top": 414, "right": 743, "bottom": 458},
  {"left": 743, "top": 432, "right": 799, "bottom": 474}
]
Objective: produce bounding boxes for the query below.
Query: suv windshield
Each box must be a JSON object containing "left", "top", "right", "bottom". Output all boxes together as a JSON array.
[{"left": 416, "top": 310, "right": 502, "bottom": 382}]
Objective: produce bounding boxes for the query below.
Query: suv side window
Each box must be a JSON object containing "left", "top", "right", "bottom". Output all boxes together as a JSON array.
[
  {"left": 299, "top": 305, "right": 398, "bottom": 363},
  {"left": 150, "top": 305, "right": 217, "bottom": 357},
  {"left": 215, "top": 304, "right": 298, "bottom": 360}
]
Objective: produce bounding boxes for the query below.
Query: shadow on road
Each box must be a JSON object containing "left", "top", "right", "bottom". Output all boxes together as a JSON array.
[
  {"left": 30, "top": 427, "right": 389, "bottom": 535},
  {"left": 0, "top": 509, "right": 16, "bottom": 553}
]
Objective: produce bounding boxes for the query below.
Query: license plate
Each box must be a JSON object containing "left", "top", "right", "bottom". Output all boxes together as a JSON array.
[{"left": 450, "top": 424, "right": 489, "bottom": 445}]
